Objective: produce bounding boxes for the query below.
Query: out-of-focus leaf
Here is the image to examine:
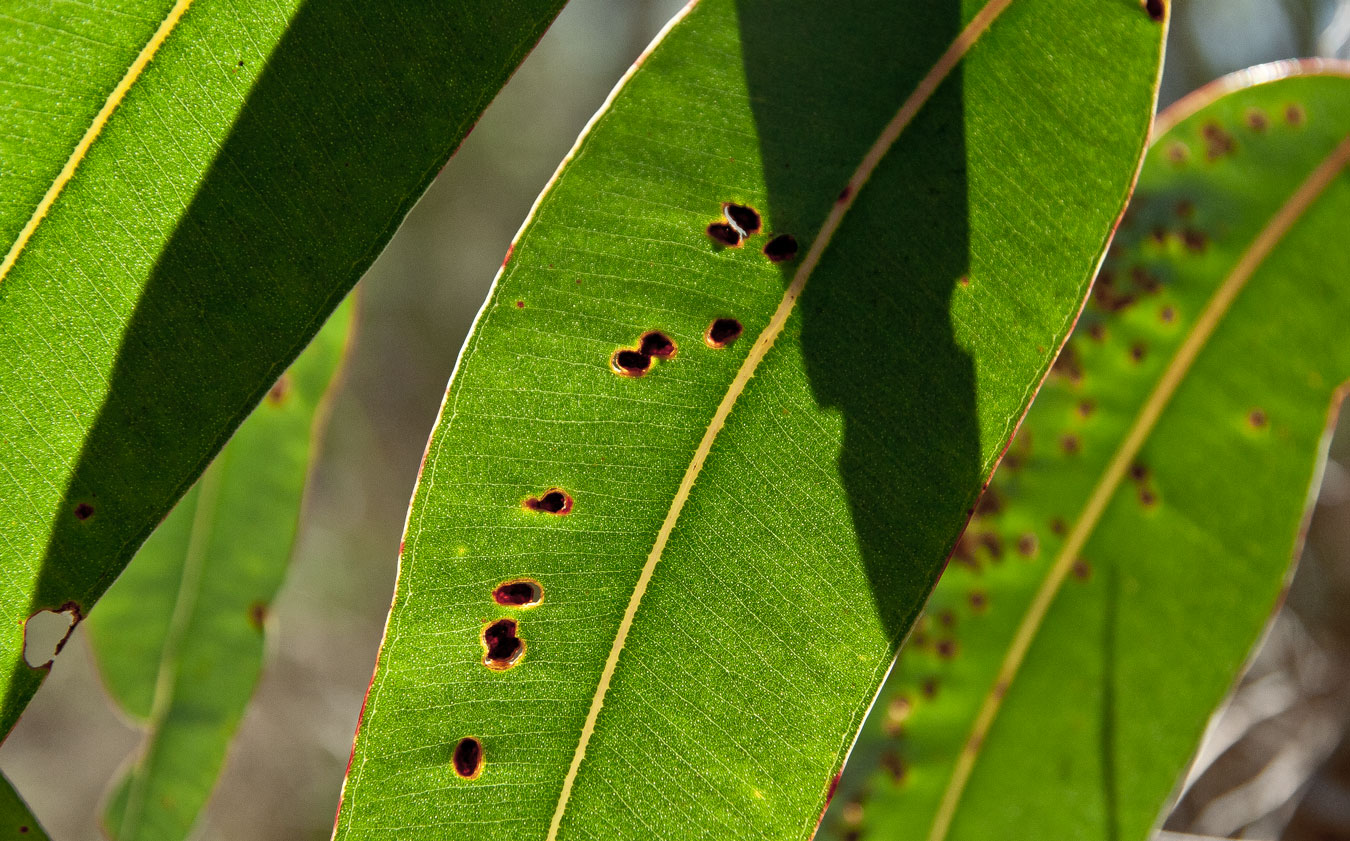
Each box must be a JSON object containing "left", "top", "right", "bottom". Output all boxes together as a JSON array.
[
  {"left": 334, "top": 0, "right": 1165, "bottom": 836},
  {"left": 85, "top": 298, "right": 352, "bottom": 840},
  {"left": 822, "top": 61, "right": 1350, "bottom": 841},
  {"left": 0, "top": 772, "right": 47, "bottom": 841},
  {"left": 0, "top": 0, "right": 567, "bottom": 737}
]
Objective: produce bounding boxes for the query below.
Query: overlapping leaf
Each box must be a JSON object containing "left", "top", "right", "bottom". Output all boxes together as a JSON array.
[
  {"left": 335, "top": 0, "right": 1165, "bottom": 836},
  {"left": 0, "top": 0, "right": 567, "bottom": 737},
  {"left": 85, "top": 298, "right": 351, "bottom": 840},
  {"left": 822, "top": 62, "right": 1350, "bottom": 841}
]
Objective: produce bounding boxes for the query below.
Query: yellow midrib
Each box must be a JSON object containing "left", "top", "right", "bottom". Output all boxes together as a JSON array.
[
  {"left": 544, "top": 0, "right": 1016, "bottom": 837},
  {"left": 925, "top": 131, "right": 1350, "bottom": 841},
  {"left": 0, "top": 0, "right": 195, "bottom": 285}
]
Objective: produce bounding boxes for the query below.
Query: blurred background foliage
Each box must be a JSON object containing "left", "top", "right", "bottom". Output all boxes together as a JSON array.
[{"left": 4, "top": 0, "right": 1350, "bottom": 838}]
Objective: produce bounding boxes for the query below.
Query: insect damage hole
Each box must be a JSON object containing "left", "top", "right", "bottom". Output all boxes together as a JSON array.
[
  {"left": 1142, "top": 0, "right": 1165, "bottom": 21},
  {"left": 493, "top": 579, "right": 543, "bottom": 607},
  {"left": 704, "top": 318, "right": 743, "bottom": 348},
  {"left": 639, "top": 331, "right": 677, "bottom": 360},
  {"left": 453, "top": 737, "right": 484, "bottom": 779},
  {"left": 23, "top": 603, "right": 82, "bottom": 668},
  {"left": 762, "top": 234, "right": 798, "bottom": 262},
  {"left": 722, "top": 203, "right": 762, "bottom": 238},
  {"left": 610, "top": 348, "right": 652, "bottom": 378},
  {"left": 482, "top": 619, "right": 525, "bottom": 670},
  {"left": 523, "top": 488, "right": 573, "bottom": 515},
  {"left": 705, "top": 222, "right": 742, "bottom": 247}
]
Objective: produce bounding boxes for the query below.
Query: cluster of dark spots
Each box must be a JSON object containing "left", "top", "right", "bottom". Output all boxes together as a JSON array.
[
  {"left": 935, "top": 639, "right": 958, "bottom": 660},
  {"left": 1129, "top": 342, "right": 1148, "bottom": 363},
  {"left": 1017, "top": 533, "right": 1039, "bottom": 558},
  {"left": 1181, "top": 228, "right": 1208, "bottom": 253},
  {"left": 1286, "top": 104, "right": 1306, "bottom": 125},
  {"left": 247, "top": 601, "right": 268, "bottom": 631},
  {"left": 523, "top": 488, "right": 572, "bottom": 515},
  {"left": 611, "top": 348, "right": 652, "bottom": 377},
  {"left": 493, "top": 579, "right": 543, "bottom": 607},
  {"left": 704, "top": 317, "right": 743, "bottom": 348},
  {"left": 722, "top": 203, "right": 762, "bottom": 237},
  {"left": 1246, "top": 109, "right": 1268, "bottom": 132},
  {"left": 1072, "top": 559, "right": 1092, "bottom": 581},
  {"left": 1249, "top": 408, "right": 1268, "bottom": 428},
  {"left": 73, "top": 502, "right": 95, "bottom": 521},
  {"left": 482, "top": 619, "right": 525, "bottom": 670},
  {"left": 968, "top": 590, "right": 988, "bottom": 612},
  {"left": 705, "top": 221, "right": 743, "bottom": 247},
  {"left": 453, "top": 737, "right": 484, "bottom": 779},
  {"left": 1078, "top": 399, "right": 1096, "bottom": 418},
  {"left": 1201, "top": 122, "right": 1236, "bottom": 160},
  {"left": 639, "top": 330, "right": 677, "bottom": 359},
  {"left": 266, "top": 373, "right": 291, "bottom": 406},
  {"left": 1060, "top": 434, "right": 1080, "bottom": 455},
  {"left": 763, "top": 233, "right": 799, "bottom": 263},
  {"left": 881, "top": 751, "right": 908, "bottom": 784},
  {"left": 1160, "top": 305, "right": 1176, "bottom": 324},
  {"left": 1142, "top": 0, "right": 1165, "bottom": 21}
]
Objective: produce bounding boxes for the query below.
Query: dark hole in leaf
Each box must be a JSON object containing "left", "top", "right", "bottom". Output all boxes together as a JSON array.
[
  {"left": 706, "top": 221, "right": 742, "bottom": 247},
  {"left": 705, "top": 318, "right": 743, "bottom": 348},
  {"left": 639, "top": 331, "right": 677, "bottom": 360},
  {"left": 722, "top": 202, "right": 762, "bottom": 237},
  {"left": 73, "top": 502, "right": 95, "bottom": 521},
  {"left": 453, "top": 737, "right": 483, "bottom": 779},
  {"left": 23, "top": 602, "right": 82, "bottom": 668},
  {"left": 493, "top": 579, "right": 543, "bottom": 607},
  {"left": 524, "top": 489, "right": 572, "bottom": 515},
  {"left": 1142, "top": 0, "right": 1165, "bottom": 21},
  {"left": 762, "top": 233, "right": 798, "bottom": 262},
  {"left": 483, "top": 619, "right": 524, "bottom": 669},
  {"left": 611, "top": 348, "right": 652, "bottom": 378}
]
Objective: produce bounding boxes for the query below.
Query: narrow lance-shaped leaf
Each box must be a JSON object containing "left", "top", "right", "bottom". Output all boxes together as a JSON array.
[
  {"left": 0, "top": 771, "right": 47, "bottom": 840},
  {"left": 336, "top": 0, "right": 1165, "bottom": 836},
  {"left": 85, "top": 297, "right": 353, "bottom": 840},
  {"left": 821, "top": 62, "right": 1350, "bottom": 841},
  {"left": 0, "top": 0, "right": 568, "bottom": 736}
]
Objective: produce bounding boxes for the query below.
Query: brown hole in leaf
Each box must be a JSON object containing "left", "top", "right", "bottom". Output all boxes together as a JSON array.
[
  {"left": 762, "top": 233, "right": 798, "bottom": 263},
  {"left": 23, "top": 603, "right": 82, "bottom": 669},
  {"left": 73, "top": 502, "right": 95, "bottom": 521},
  {"left": 704, "top": 318, "right": 743, "bottom": 348},
  {"left": 482, "top": 619, "right": 524, "bottom": 670},
  {"left": 266, "top": 373, "right": 291, "bottom": 406},
  {"left": 1286, "top": 104, "right": 1306, "bottom": 125},
  {"left": 453, "top": 737, "right": 483, "bottom": 779},
  {"left": 1017, "top": 533, "right": 1039, "bottom": 558},
  {"left": 1249, "top": 408, "right": 1268, "bottom": 428},
  {"left": 524, "top": 489, "right": 572, "bottom": 515},
  {"left": 610, "top": 348, "right": 652, "bottom": 378},
  {"left": 493, "top": 579, "right": 543, "bottom": 608},
  {"left": 639, "top": 331, "right": 677, "bottom": 360},
  {"left": 722, "top": 202, "right": 762, "bottom": 237},
  {"left": 1142, "top": 0, "right": 1165, "bottom": 20},
  {"left": 706, "top": 221, "right": 742, "bottom": 247}
]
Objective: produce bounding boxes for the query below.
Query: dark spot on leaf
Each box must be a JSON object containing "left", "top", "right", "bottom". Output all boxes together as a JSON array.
[
  {"left": 73, "top": 502, "right": 95, "bottom": 521},
  {"left": 1130, "top": 342, "right": 1147, "bottom": 363},
  {"left": 1129, "top": 462, "right": 1149, "bottom": 482},
  {"left": 524, "top": 489, "right": 572, "bottom": 515},
  {"left": 493, "top": 579, "right": 543, "bottom": 607},
  {"left": 1175, "top": 199, "right": 1195, "bottom": 218},
  {"left": 1060, "top": 434, "right": 1080, "bottom": 455},
  {"left": 1088, "top": 322, "right": 1107, "bottom": 342},
  {"left": 979, "top": 533, "right": 1004, "bottom": 561},
  {"left": 611, "top": 348, "right": 652, "bottom": 377},
  {"left": 1181, "top": 228, "right": 1207, "bottom": 253},
  {"left": 1051, "top": 517, "right": 1067, "bottom": 536},
  {"left": 1142, "top": 0, "right": 1165, "bottom": 20},
  {"left": 639, "top": 331, "right": 677, "bottom": 360},
  {"left": 1286, "top": 104, "right": 1306, "bottom": 125},
  {"left": 1249, "top": 408, "right": 1268, "bottom": 428},
  {"left": 1130, "top": 266, "right": 1161, "bottom": 294},
  {"left": 975, "top": 486, "right": 1002, "bottom": 516},
  {"left": 1072, "top": 559, "right": 1092, "bottom": 581},
  {"left": 1139, "top": 486, "right": 1157, "bottom": 506},
  {"left": 1246, "top": 109, "right": 1268, "bottom": 132},
  {"left": 921, "top": 678, "right": 939, "bottom": 698},
  {"left": 1052, "top": 345, "right": 1083, "bottom": 383},
  {"left": 881, "top": 750, "right": 908, "bottom": 784},
  {"left": 937, "top": 609, "right": 956, "bottom": 628},
  {"left": 706, "top": 221, "right": 742, "bottom": 247},
  {"left": 1201, "top": 121, "right": 1235, "bottom": 160},
  {"left": 705, "top": 318, "right": 743, "bottom": 348},
  {"left": 722, "top": 203, "right": 762, "bottom": 237},
  {"left": 266, "top": 373, "right": 291, "bottom": 406},
  {"left": 1078, "top": 399, "right": 1095, "bottom": 418},
  {"left": 837, "top": 185, "right": 852, "bottom": 202},
  {"left": 1017, "top": 533, "right": 1039, "bottom": 558},
  {"left": 958, "top": 274, "right": 970, "bottom": 287},
  {"left": 247, "top": 601, "right": 267, "bottom": 631},
  {"left": 515, "top": 300, "right": 525, "bottom": 309},
  {"left": 762, "top": 233, "right": 799, "bottom": 263},
  {"left": 936, "top": 639, "right": 958, "bottom": 660},
  {"left": 1160, "top": 305, "right": 1176, "bottom": 323},
  {"left": 482, "top": 619, "right": 524, "bottom": 670},
  {"left": 1166, "top": 142, "right": 1190, "bottom": 164},
  {"left": 1149, "top": 226, "right": 1168, "bottom": 246},
  {"left": 969, "top": 590, "right": 988, "bottom": 611},
  {"left": 453, "top": 737, "right": 483, "bottom": 779}
]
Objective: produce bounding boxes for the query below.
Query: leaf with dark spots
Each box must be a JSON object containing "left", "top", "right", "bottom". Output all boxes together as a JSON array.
[
  {"left": 705, "top": 221, "right": 743, "bottom": 247},
  {"left": 524, "top": 489, "right": 573, "bottom": 515},
  {"left": 453, "top": 738, "right": 484, "bottom": 780},
  {"left": 762, "top": 232, "right": 799, "bottom": 262},
  {"left": 705, "top": 318, "right": 744, "bottom": 348}
]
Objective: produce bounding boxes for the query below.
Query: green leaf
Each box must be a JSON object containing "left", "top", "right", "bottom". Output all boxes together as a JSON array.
[
  {"left": 820, "top": 63, "right": 1350, "bottom": 841},
  {"left": 0, "top": 772, "right": 47, "bottom": 841},
  {"left": 0, "top": 0, "right": 567, "bottom": 736},
  {"left": 84, "top": 297, "right": 352, "bottom": 840},
  {"left": 335, "top": 0, "right": 1164, "bottom": 836}
]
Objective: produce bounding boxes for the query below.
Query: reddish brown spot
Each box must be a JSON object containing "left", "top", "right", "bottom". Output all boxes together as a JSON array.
[
  {"left": 722, "top": 203, "right": 762, "bottom": 237},
  {"left": 1051, "top": 518, "right": 1067, "bottom": 536},
  {"left": 1246, "top": 109, "right": 1268, "bottom": 132},
  {"left": 515, "top": 300, "right": 525, "bottom": 309},
  {"left": 881, "top": 751, "right": 908, "bottom": 784},
  {"left": 837, "top": 185, "right": 853, "bottom": 202},
  {"left": 524, "top": 489, "right": 572, "bottom": 515},
  {"left": 1130, "top": 266, "right": 1161, "bottom": 294},
  {"left": 1078, "top": 399, "right": 1096, "bottom": 418},
  {"left": 921, "top": 678, "right": 939, "bottom": 699},
  {"left": 501, "top": 243, "right": 515, "bottom": 269},
  {"left": 1175, "top": 199, "right": 1195, "bottom": 219},
  {"left": 968, "top": 590, "right": 988, "bottom": 611},
  {"left": 1129, "top": 462, "right": 1149, "bottom": 482},
  {"left": 266, "top": 373, "right": 291, "bottom": 406},
  {"left": 706, "top": 221, "right": 742, "bottom": 247},
  {"left": 705, "top": 317, "right": 743, "bottom": 348},
  {"left": 979, "top": 533, "right": 1005, "bottom": 561},
  {"left": 936, "top": 639, "right": 958, "bottom": 660},
  {"left": 1249, "top": 408, "right": 1268, "bottom": 428},
  {"left": 1130, "top": 343, "right": 1147, "bottom": 363},
  {"left": 762, "top": 234, "right": 799, "bottom": 263},
  {"left": 1201, "top": 121, "right": 1235, "bottom": 160},
  {"left": 938, "top": 609, "right": 956, "bottom": 628},
  {"left": 993, "top": 680, "right": 1009, "bottom": 699},
  {"left": 611, "top": 348, "right": 652, "bottom": 377},
  {"left": 247, "top": 601, "right": 267, "bottom": 631},
  {"left": 1072, "top": 559, "right": 1092, "bottom": 581},
  {"left": 493, "top": 579, "right": 543, "bottom": 607},
  {"left": 1181, "top": 228, "right": 1207, "bottom": 253},
  {"left": 1286, "top": 104, "right": 1306, "bottom": 126},
  {"left": 453, "top": 737, "right": 483, "bottom": 779},
  {"left": 1139, "top": 486, "right": 1157, "bottom": 506},
  {"left": 482, "top": 619, "right": 524, "bottom": 670},
  {"left": 1088, "top": 322, "right": 1107, "bottom": 342},
  {"left": 1166, "top": 142, "right": 1190, "bottom": 165},
  {"left": 639, "top": 331, "right": 677, "bottom": 360},
  {"left": 1017, "top": 533, "right": 1039, "bottom": 558},
  {"left": 958, "top": 274, "right": 970, "bottom": 287},
  {"left": 73, "top": 502, "right": 95, "bottom": 521},
  {"left": 1060, "top": 434, "right": 1080, "bottom": 455},
  {"left": 1160, "top": 305, "right": 1176, "bottom": 323},
  {"left": 975, "top": 486, "right": 1002, "bottom": 516},
  {"left": 1142, "top": 0, "right": 1165, "bottom": 20}
]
